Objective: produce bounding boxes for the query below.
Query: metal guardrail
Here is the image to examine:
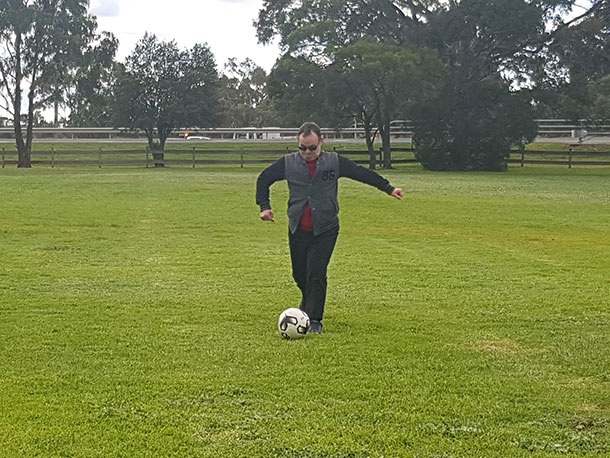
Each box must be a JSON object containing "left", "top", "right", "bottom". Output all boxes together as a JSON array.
[
  {"left": 0, "top": 119, "right": 607, "bottom": 141},
  {"left": 534, "top": 119, "right": 610, "bottom": 137},
  {"left": 0, "top": 126, "right": 368, "bottom": 140}
]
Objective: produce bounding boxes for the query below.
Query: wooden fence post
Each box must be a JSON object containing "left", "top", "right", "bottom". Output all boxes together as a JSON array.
[
  {"left": 192, "top": 147, "right": 196, "bottom": 168},
  {"left": 240, "top": 147, "right": 244, "bottom": 168},
  {"left": 146, "top": 148, "right": 150, "bottom": 168},
  {"left": 51, "top": 147, "right": 55, "bottom": 168},
  {"left": 568, "top": 147, "right": 573, "bottom": 169},
  {"left": 1, "top": 147, "right": 4, "bottom": 168},
  {"left": 521, "top": 146, "right": 525, "bottom": 167},
  {"left": 98, "top": 147, "right": 102, "bottom": 168}
]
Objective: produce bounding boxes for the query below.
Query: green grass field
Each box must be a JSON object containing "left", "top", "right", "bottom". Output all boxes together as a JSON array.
[{"left": 1, "top": 164, "right": 609, "bottom": 456}]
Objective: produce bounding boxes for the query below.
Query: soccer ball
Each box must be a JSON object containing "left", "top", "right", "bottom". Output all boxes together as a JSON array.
[{"left": 278, "top": 308, "right": 310, "bottom": 339}]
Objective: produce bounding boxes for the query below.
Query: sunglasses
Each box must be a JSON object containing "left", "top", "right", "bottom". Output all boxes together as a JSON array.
[{"left": 298, "top": 144, "right": 319, "bottom": 152}]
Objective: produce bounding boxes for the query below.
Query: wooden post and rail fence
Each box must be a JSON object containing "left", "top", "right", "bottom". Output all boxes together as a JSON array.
[{"left": 1, "top": 146, "right": 610, "bottom": 169}]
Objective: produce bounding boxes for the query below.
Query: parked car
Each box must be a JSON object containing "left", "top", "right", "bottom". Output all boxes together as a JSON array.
[
  {"left": 185, "top": 135, "right": 211, "bottom": 140},
  {"left": 181, "top": 131, "right": 211, "bottom": 140}
]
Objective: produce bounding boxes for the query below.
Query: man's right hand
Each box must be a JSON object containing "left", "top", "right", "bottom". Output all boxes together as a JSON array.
[{"left": 260, "top": 209, "right": 275, "bottom": 222}]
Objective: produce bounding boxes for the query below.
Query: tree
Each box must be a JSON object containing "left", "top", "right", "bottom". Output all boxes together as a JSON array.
[
  {"left": 411, "top": 0, "right": 540, "bottom": 170},
  {"left": 267, "top": 40, "right": 441, "bottom": 169},
  {"left": 256, "top": 1, "right": 606, "bottom": 63},
  {"left": 413, "top": 78, "right": 537, "bottom": 171},
  {"left": 115, "top": 34, "right": 220, "bottom": 159},
  {"left": 256, "top": 0, "right": 607, "bottom": 170},
  {"left": 67, "top": 32, "right": 119, "bottom": 127},
  {"left": 266, "top": 55, "right": 346, "bottom": 128},
  {"left": 0, "top": 0, "right": 101, "bottom": 167},
  {"left": 268, "top": 43, "right": 442, "bottom": 168},
  {"left": 256, "top": 0, "right": 445, "bottom": 56},
  {"left": 219, "top": 58, "right": 277, "bottom": 127},
  {"left": 591, "top": 75, "right": 610, "bottom": 122},
  {"left": 333, "top": 39, "right": 442, "bottom": 168},
  {"left": 531, "top": 2, "right": 610, "bottom": 120},
  {"left": 324, "top": 62, "right": 380, "bottom": 169}
]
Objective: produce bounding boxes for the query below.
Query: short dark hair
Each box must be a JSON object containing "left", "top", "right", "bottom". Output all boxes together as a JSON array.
[{"left": 298, "top": 122, "right": 322, "bottom": 139}]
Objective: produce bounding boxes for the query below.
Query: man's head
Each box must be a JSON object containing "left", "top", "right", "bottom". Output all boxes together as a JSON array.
[{"left": 297, "top": 121, "right": 323, "bottom": 162}]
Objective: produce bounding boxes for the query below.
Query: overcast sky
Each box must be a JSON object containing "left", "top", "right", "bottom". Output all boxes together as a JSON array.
[{"left": 90, "top": 0, "right": 282, "bottom": 72}]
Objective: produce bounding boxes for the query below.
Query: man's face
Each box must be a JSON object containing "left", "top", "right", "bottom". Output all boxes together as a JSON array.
[{"left": 297, "top": 132, "right": 323, "bottom": 162}]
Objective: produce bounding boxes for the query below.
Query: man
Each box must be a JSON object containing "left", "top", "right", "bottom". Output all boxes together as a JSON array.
[{"left": 256, "top": 122, "right": 403, "bottom": 334}]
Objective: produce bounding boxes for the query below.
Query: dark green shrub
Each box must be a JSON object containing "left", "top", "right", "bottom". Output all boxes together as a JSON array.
[{"left": 413, "top": 79, "right": 537, "bottom": 171}]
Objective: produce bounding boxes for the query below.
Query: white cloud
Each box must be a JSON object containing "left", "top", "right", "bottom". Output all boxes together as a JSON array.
[
  {"left": 90, "top": 0, "right": 120, "bottom": 17},
  {"left": 93, "top": 0, "right": 280, "bottom": 71}
]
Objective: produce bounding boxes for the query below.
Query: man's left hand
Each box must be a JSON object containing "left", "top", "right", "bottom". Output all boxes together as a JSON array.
[{"left": 391, "top": 188, "right": 403, "bottom": 200}]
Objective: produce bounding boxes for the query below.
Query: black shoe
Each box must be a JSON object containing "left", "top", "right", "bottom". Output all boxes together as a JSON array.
[{"left": 309, "top": 320, "right": 323, "bottom": 334}]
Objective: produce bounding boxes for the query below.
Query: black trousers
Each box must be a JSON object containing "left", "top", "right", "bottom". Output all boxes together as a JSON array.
[{"left": 288, "top": 226, "right": 339, "bottom": 322}]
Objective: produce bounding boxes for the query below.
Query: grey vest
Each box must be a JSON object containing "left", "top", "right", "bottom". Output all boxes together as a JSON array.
[{"left": 285, "top": 150, "right": 340, "bottom": 235}]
